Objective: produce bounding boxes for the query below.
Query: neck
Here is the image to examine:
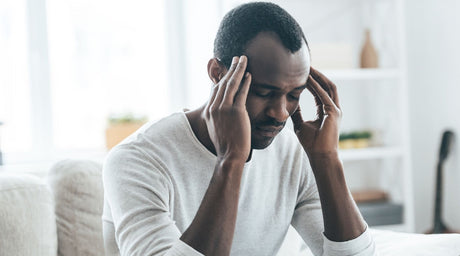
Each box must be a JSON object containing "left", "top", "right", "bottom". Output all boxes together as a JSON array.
[{"left": 185, "top": 105, "right": 217, "bottom": 156}]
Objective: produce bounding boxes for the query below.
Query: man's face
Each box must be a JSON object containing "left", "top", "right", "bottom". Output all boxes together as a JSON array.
[{"left": 243, "top": 32, "right": 311, "bottom": 149}]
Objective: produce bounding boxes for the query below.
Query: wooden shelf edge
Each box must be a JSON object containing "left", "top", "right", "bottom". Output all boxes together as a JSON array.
[{"left": 339, "top": 147, "right": 403, "bottom": 161}]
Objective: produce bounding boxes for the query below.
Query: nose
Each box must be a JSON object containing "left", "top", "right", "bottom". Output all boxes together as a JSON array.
[{"left": 265, "top": 97, "right": 290, "bottom": 122}]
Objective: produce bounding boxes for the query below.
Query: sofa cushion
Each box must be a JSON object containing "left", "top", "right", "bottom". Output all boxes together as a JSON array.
[
  {"left": 0, "top": 173, "right": 58, "bottom": 256},
  {"left": 48, "top": 159, "right": 104, "bottom": 256}
]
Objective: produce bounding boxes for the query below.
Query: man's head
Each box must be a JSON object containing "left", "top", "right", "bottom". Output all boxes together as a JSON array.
[
  {"left": 209, "top": 2, "right": 311, "bottom": 149},
  {"left": 214, "top": 2, "right": 308, "bottom": 69}
]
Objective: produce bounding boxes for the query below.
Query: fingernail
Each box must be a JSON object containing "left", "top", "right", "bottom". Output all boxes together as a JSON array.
[
  {"left": 232, "top": 56, "right": 238, "bottom": 64},
  {"left": 239, "top": 55, "right": 246, "bottom": 63}
]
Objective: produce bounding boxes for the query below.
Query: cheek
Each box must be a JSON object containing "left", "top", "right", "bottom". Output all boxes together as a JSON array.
[
  {"left": 245, "top": 95, "right": 266, "bottom": 119},
  {"left": 287, "top": 101, "right": 300, "bottom": 116}
]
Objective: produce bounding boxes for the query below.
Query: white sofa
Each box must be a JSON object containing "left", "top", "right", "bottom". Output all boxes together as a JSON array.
[
  {"left": 0, "top": 160, "right": 104, "bottom": 256},
  {"left": 0, "top": 159, "right": 459, "bottom": 256}
]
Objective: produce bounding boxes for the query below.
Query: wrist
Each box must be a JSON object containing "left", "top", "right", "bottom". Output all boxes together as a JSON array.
[
  {"left": 218, "top": 150, "right": 250, "bottom": 165},
  {"left": 308, "top": 151, "right": 344, "bottom": 179},
  {"left": 308, "top": 151, "right": 340, "bottom": 165},
  {"left": 218, "top": 156, "right": 246, "bottom": 169},
  {"left": 213, "top": 157, "right": 245, "bottom": 187}
]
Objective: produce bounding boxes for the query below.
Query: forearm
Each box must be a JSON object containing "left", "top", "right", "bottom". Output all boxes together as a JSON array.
[
  {"left": 180, "top": 158, "right": 244, "bottom": 256},
  {"left": 309, "top": 152, "right": 366, "bottom": 242}
]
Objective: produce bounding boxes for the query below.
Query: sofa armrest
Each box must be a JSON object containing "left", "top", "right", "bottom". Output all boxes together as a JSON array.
[
  {"left": 0, "top": 173, "right": 58, "bottom": 256},
  {"left": 48, "top": 159, "right": 104, "bottom": 256}
]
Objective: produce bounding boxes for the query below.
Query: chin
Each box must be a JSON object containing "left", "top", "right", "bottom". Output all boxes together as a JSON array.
[{"left": 251, "top": 137, "right": 275, "bottom": 149}]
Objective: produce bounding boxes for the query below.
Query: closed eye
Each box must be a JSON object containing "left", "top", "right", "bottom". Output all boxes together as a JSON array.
[
  {"left": 288, "top": 89, "right": 305, "bottom": 101},
  {"left": 254, "top": 91, "right": 272, "bottom": 97},
  {"left": 288, "top": 94, "right": 300, "bottom": 100},
  {"left": 251, "top": 84, "right": 306, "bottom": 100}
]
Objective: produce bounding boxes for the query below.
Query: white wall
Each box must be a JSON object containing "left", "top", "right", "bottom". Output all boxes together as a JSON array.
[
  {"left": 183, "top": 0, "right": 222, "bottom": 109},
  {"left": 405, "top": 0, "right": 460, "bottom": 232}
]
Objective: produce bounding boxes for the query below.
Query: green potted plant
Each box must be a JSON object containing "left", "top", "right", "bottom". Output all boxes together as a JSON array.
[
  {"left": 105, "top": 113, "right": 148, "bottom": 150},
  {"left": 339, "top": 130, "right": 372, "bottom": 149}
]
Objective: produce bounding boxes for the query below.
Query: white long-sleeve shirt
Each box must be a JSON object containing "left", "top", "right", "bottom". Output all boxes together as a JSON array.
[{"left": 102, "top": 112, "right": 376, "bottom": 256}]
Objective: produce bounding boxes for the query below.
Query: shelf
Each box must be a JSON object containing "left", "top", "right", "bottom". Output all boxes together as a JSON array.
[
  {"left": 321, "top": 68, "right": 400, "bottom": 81},
  {"left": 339, "top": 147, "right": 403, "bottom": 161}
]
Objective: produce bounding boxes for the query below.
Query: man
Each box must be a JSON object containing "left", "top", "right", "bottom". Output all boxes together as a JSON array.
[{"left": 103, "top": 2, "right": 376, "bottom": 256}]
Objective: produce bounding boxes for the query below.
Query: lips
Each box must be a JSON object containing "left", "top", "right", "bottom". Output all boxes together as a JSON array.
[{"left": 255, "top": 125, "right": 283, "bottom": 137}]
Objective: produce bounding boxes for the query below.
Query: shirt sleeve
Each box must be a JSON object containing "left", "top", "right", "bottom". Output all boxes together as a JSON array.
[
  {"left": 164, "top": 240, "right": 203, "bottom": 256},
  {"left": 290, "top": 154, "right": 376, "bottom": 256},
  {"left": 322, "top": 227, "right": 376, "bottom": 256},
  {"left": 103, "top": 146, "right": 203, "bottom": 256}
]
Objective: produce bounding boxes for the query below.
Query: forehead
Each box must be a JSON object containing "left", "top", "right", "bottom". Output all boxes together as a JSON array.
[{"left": 244, "top": 32, "right": 310, "bottom": 89}]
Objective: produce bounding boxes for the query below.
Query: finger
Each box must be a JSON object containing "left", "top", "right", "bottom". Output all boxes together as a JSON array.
[
  {"left": 310, "top": 67, "right": 340, "bottom": 107},
  {"left": 306, "top": 79, "right": 323, "bottom": 120},
  {"left": 310, "top": 68, "right": 332, "bottom": 101},
  {"left": 209, "top": 82, "right": 220, "bottom": 103},
  {"left": 307, "top": 75, "right": 335, "bottom": 108},
  {"left": 234, "top": 72, "right": 251, "bottom": 106},
  {"left": 223, "top": 55, "right": 248, "bottom": 106},
  {"left": 205, "top": 83, "right": 219, "bottom": 113},
  {"left": 290, "top": 105, "right": 304, "bottom": 132},
  {"left": 329, "top": 82, "right": 340, "bottom": 108},
  {"left": 325, "top": 78, "right": 340, "bottom": 108},
  {"left": 213, "top": 56, "right": 239, "bottom": 107},
  {"left": 219, "top": 56, "right": 240, "bottom": 85}
]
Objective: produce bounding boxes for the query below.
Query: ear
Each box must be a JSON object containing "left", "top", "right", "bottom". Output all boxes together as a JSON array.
[{"left": 207, "top": 58, "right": 227, "bottom": 84}]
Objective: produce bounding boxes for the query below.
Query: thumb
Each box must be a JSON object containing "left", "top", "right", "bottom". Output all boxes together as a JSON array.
[{"left": 291, "top": 105, "right": 304, "bottom": 132}]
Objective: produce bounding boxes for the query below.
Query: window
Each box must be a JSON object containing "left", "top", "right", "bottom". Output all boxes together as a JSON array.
[
  {"left": 0, "top": 0, "right": 170, "bottom": 163},
  {"left": 0, "top": 0, "right": 32, "bottom": 153},
  {"left": 47, "top": 0, "right": 169, "bottom": 150}
]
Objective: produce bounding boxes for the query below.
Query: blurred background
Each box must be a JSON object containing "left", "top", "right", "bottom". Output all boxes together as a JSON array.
[{"left": 0, "top": 0, "right": 459, "bottom": 234}]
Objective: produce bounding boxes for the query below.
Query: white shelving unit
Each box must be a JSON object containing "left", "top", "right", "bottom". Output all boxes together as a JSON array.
[
  {"left": 220, "top": 0, "right": 414, "bottom": 232},
  {"left": 297, "top": 0, "right": 414, "bottom": 232},
  {"left": 321, "top": 68, "right": 400, "bottom": 81},
  {"left": 339, "top": 147, "right": 403, "bottom": 161}
]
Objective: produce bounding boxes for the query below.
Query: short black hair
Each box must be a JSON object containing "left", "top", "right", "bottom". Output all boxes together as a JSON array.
[{"left": 214, "top": 2, "right": 308, "bottom": 68}]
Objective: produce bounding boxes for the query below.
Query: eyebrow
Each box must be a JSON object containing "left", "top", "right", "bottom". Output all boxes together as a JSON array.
[{"left": 253, "top": 83, "right": 307, "bottom": 91}]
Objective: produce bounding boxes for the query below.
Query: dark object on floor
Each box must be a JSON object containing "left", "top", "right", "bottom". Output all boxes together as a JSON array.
[
  {"left": 426, "top": 130, "right": 457, "bottom": 234},
  {"left": 358, "top": 202, "right": 403, "bottom": 226}
]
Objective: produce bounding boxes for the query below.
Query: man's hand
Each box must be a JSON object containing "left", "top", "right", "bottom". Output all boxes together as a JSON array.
[
  {"left": 291, "top": 67, "right": 366, "bottom": 242},
  {"left": 291, "top": 67, "right": 342, "bottom": 157},
  {"left": 181, "top": 56, "right": 251, "bottom": 256},
  {"left": 203, "top": 55, "right": 252, "bottom": 162}
]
